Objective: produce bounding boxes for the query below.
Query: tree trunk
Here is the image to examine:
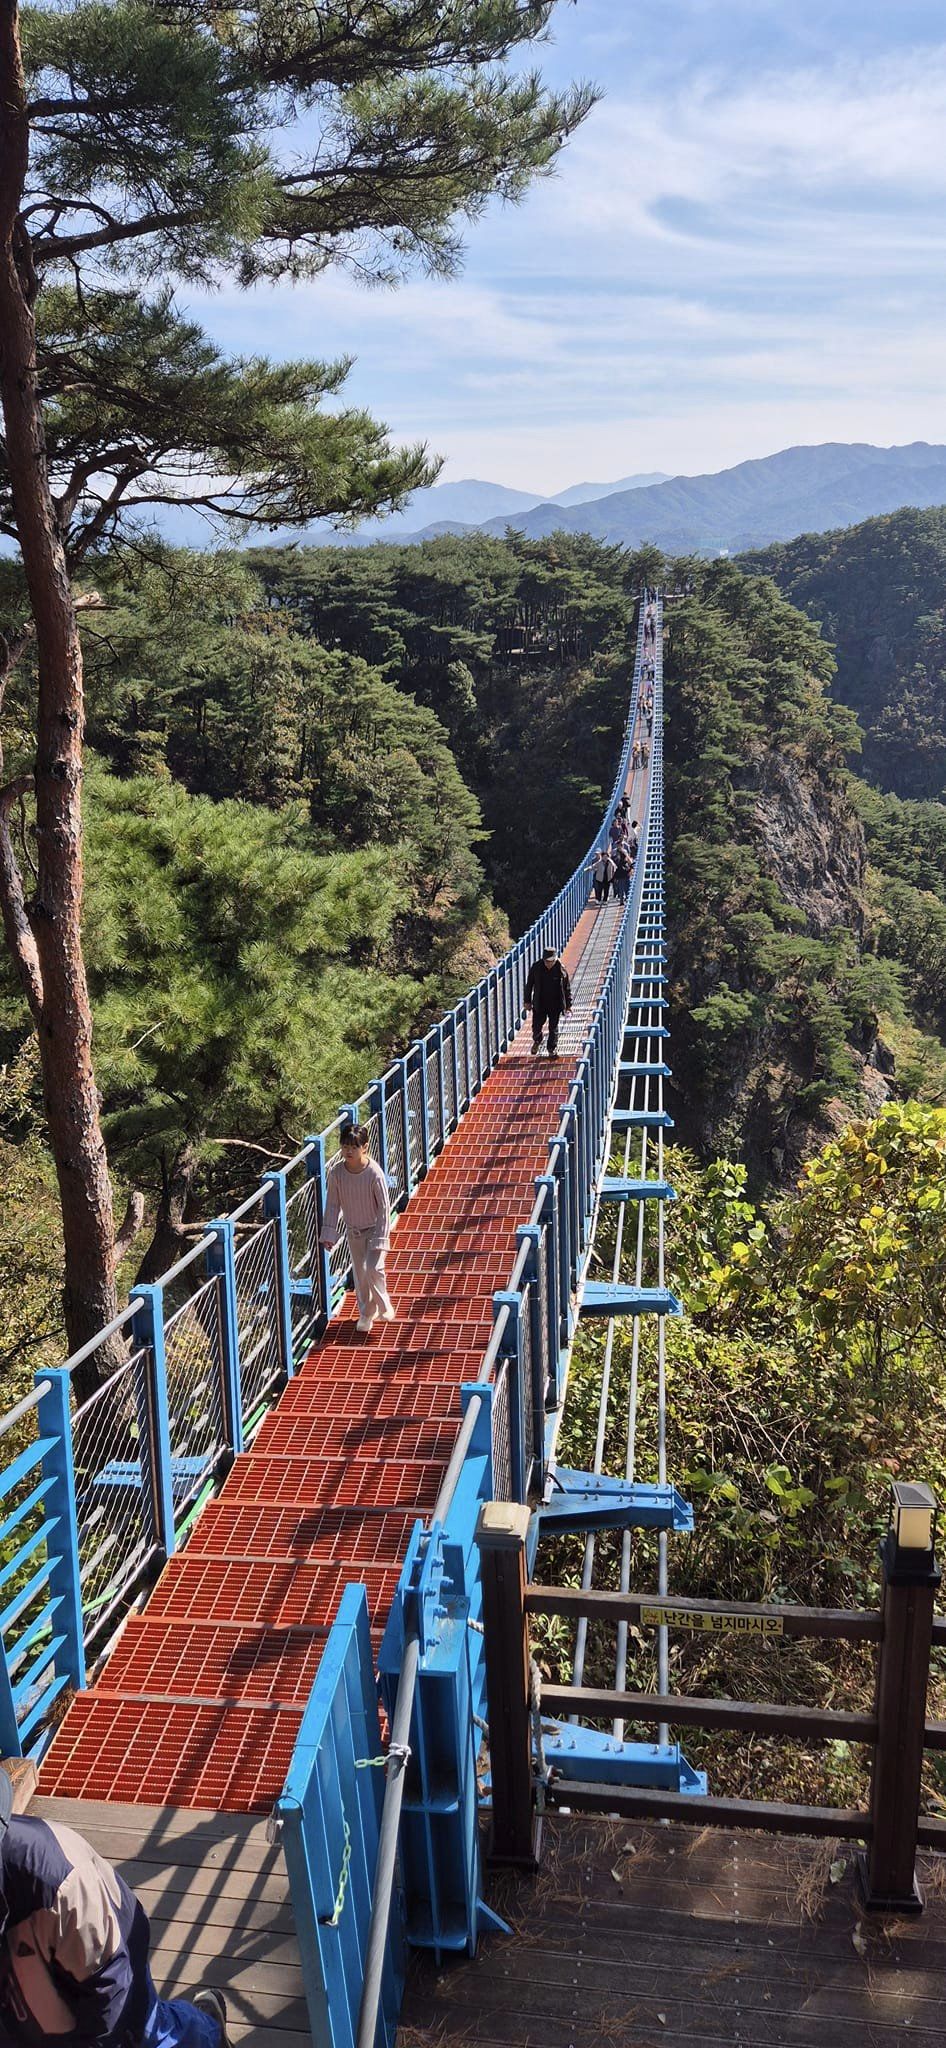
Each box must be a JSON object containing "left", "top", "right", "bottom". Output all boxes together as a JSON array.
[
  {"left": 135, "top": 1142, "right": 200, "bottom": 1284},
  {"left": 0, "top": 0, "right": 120, "bottom": 1385}
]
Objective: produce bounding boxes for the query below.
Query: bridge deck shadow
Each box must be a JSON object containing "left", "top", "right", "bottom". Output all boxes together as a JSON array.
[{"left": 400, "top": 1815, "right": 946, "bottom": 2047}]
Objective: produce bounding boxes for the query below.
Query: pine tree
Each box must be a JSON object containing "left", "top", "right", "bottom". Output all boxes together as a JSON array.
[{"left": 0, "top": 0, "right": 595, "bottom": 1368}]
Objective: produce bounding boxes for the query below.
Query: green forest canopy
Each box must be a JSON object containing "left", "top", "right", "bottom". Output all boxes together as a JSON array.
[
  {"left": 2, "top": 535, "right": 946, "bottom": 1397},
  {"left": 745, "top": 504, "right": 946, "bottom": 803}
]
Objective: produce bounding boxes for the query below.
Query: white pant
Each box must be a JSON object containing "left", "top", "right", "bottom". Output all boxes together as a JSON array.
[{"left": 349, "top": 1229, "right": 393, "bottom": 1321}]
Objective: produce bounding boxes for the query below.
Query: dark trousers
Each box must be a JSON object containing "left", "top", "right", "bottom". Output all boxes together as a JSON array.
[
  {"left": 531, "top": 1002, "right": 563, "bottom": 1053},
  {"left": 593, "top": 878, "right": 611, "bottom": 902}
]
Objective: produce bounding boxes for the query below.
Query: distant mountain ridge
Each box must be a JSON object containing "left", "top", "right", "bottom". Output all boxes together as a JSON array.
[
  {"left": 401, "top": 442, "right": 946, "bottom": 555},
  {"left": 265, "top": 471, "right": 665, "bottom": 549}
]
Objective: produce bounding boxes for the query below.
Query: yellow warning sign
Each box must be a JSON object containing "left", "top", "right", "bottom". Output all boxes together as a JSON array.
[{"left": 640, "top": 1605, "right": 783, "bottom": 1638}]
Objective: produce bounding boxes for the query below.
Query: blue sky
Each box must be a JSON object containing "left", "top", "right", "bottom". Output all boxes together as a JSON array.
[{"left": 193, "top": 0, "right": 946, "bottom": 495}]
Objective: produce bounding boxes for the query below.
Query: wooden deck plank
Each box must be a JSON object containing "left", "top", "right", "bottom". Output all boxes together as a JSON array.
[
  {"left": 399, "top": 1816, "right": 946, "bottom": 2048},
  {"left": 31, "top": 1797, "right": 310, "bottom": 2043},
  {"left": 410, "top": 1996, "right": 946, "bottom": 2048},
  {"left": 32, "top": 1798, "right": 281, "bottom": 1870},
  {"left": 149, "top": 1923, "right": 304, "bottom": 1971},
  {"left": 97, "top": 1861, "right": 292, "bottom": 1906},
  {"left": 30, "top": 1796, "right": 275, "bottom": 1842},
  {"left": 144, "top": 1894, "right": 298, "bottom": 1935}
]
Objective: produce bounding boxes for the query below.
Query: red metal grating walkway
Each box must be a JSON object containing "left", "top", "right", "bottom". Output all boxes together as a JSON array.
[{"left": 39, "top": 777, "right": 645, "bottom": 1814}]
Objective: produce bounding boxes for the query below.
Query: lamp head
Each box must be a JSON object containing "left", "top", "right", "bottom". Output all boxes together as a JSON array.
[
  {"left": 890, "top": 1481, "right": 937, "bottom": 1557},
  {"left": 884, "top": 1480, "right": 940, "bottom": 1585}
]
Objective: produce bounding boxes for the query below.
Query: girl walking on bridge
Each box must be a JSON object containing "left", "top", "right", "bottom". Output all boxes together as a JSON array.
[{"left": 320, "top": 1126, "right": 394, "bottom": 1334}]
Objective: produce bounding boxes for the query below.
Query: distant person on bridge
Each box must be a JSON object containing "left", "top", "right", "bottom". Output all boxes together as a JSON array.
[
  {"left": 613, "top": 844, "right": 632, "bottom": 904},
  {"left": 320, "top": 1125, "right": 394, "bottom": 1334},
  {"left": 525, "top": 947, "right": 572, "bottom": 1057},
  {"left": 0, "top": 1769, "right": 232, "bottom": 2046},
  {"left": 589, "top": 847, "right": 615, "bottom": 904}
]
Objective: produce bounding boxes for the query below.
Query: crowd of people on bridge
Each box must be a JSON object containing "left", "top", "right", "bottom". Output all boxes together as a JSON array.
[
  {"left": 632, "top": 622, "right": 656, "bottom": 770},
  {"left": 587, "top": 615, "right": 657, "bottom": 914},
  {"left": 589, "top": 794, "right": 640, "bottom": 907},
  {"left": 320, "top": 598, "right": 662, "bottom": 1336}
]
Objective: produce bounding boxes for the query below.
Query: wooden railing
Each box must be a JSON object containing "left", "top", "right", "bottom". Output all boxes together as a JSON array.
[{"left": 475, "top": 1505, "right": 944, "bottom": 1913}]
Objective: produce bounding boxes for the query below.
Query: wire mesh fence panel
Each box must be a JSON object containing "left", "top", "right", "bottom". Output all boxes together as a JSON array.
[
  {"left": 426, "top": 1047, "right": 443, "bottom": 1154},
  {"left": 328, "top": 1224, "right": 352, "bottom": 1314},
  {"left": 456, "top": 1015, "right": 469, "bottom": 1109},
  {"left": 536, "top": 1226, "right": 551, "bottom": 1409},
  {"left": 491, "top": 1360, "right": 513, "bottom": 1503},
  {"left": 233, "top": 1222, "right": 282, "bottom": 1432},
  {"left": 476, "top": 993, "right": 489, "bottom": 1080},
  {"left": 364, "top": 1111, "right": 382, "bottom": 1166},
  {"left": 407, "top": 1066, "right": 424, "bottom": 1181},
  {"left": 72, "top": 1347, "right": 158, "bottom": 1639},
  {"left": 385, "top": 1086, "right": 407, "bottom": 1207},
  {"left": 163, "top": 1275, "right": 229, "bottom": 1520},
  {"left": 520, "top": 1292, "right": 536, "bottom": 1497},
  {"left": 322, "top": 1120, "right": 345, "bottom": 1168},
  {"left": 158, "top": 1244, "right": 216, "bottom": 1324},
  {"left": 285, "top": 1177, "right": 320, "bottom": 1363},
  {"left": 443, "top": 1038, "right": 457, "bottom": 1131}
]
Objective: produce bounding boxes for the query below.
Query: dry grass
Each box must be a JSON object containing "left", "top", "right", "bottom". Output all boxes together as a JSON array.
[
  {"left": 791, "top": 1838, "right": 845, "bottom": 1922},
  {"left": 397, "top": 2021, "right": 458, "bottom": 2048},
  {"left": 919, "top": 1850, "right": 946, "bottom": 1899}
]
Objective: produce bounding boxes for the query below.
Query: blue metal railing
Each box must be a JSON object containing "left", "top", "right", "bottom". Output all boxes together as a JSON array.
[
  {"left": 0, "top": 602, "right": 650, "bottom": 1763},
  {"left": 279, "top": 1584, "right": 407, "bottom": 2048},
  {"left": 279, "top": 599, "right": 659, "bottom": 2044}
]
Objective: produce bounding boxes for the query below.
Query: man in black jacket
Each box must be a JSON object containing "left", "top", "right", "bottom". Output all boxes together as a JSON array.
[{"left": 525, "top": 947, "right": 572, "bottom": 1057}]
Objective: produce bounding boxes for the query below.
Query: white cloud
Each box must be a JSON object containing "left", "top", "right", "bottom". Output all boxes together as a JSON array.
[
  {"left": 548, "top": 45, "right": 946, "bottom": 249},
  {"left": 186, "top": 28, "right": 946, "bottom": 492}
]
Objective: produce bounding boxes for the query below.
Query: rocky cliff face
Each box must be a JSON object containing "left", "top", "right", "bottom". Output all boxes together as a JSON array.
[
  {"left": 668, "top": 746, "right": 895, "bottom": 1185},
  {"left": 745, "top": 747, "right": 865, "bottom": 941}
]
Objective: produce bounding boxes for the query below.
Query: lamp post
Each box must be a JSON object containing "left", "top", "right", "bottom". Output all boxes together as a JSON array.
[{"left": 860, "top": 1481, "right": 940, "bottom": 1913}]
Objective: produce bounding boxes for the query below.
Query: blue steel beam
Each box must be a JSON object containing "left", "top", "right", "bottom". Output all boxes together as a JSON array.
[
  {"left": 540, "top": 1721, "right": 707, "bottom": 1794},
  {"left": 579, "top": 1283, "right": 683, "bottom": 1318},
  {"left": 610, "top": 1108, "right": 675, "bottom": 1131},
  {"left": 538, "top": 1472, "right": 693, "bottom": 1535}
]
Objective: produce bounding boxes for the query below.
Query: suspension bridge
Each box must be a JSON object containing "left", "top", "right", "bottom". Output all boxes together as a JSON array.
[{"left": 1, "top": 596, "right": 944, "bottom": 2048}]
